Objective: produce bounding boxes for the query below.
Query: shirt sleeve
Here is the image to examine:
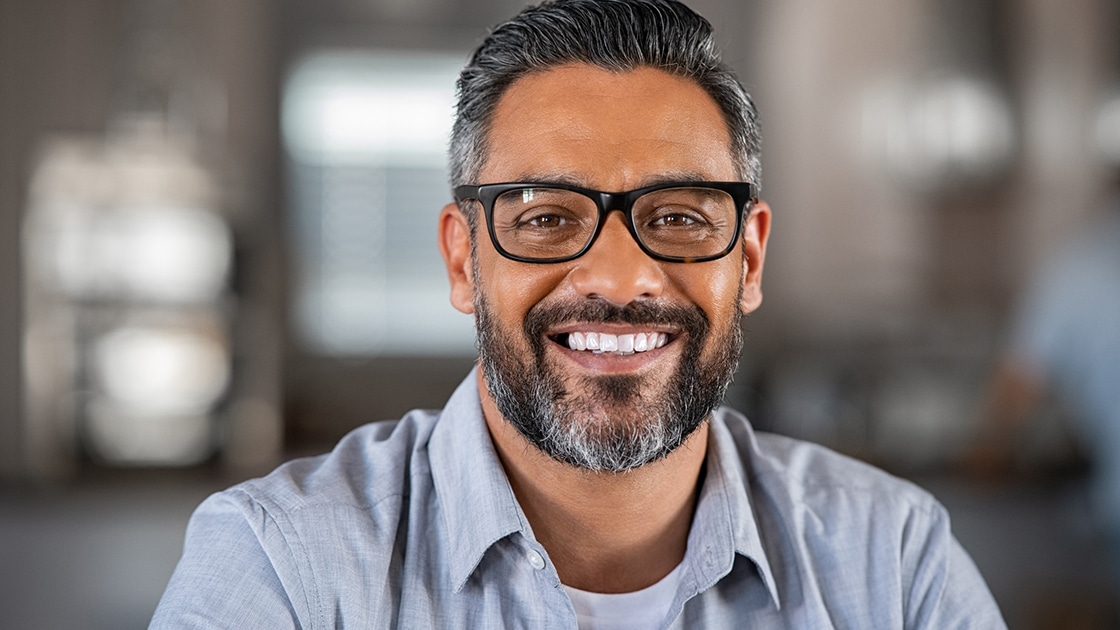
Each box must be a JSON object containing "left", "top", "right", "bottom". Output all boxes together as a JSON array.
[
  {"left": 902, "top": 504, "right": 1007, "bottom": 630},
  {"left": 149, "top": 491, "right": 310, "bottom": 629}
]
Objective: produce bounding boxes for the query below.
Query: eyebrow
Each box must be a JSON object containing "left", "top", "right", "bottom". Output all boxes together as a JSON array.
[{"left": 507, "top": 169, "right": 718, "bottom": 191}]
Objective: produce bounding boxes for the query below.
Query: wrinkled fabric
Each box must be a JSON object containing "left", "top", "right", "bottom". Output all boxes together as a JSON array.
[{"left": 152, "top": 370, "right": 1005, "bottom": 629}]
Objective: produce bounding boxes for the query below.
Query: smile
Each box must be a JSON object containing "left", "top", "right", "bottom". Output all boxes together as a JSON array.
[{"left": 559, "top": 331, "right": 669, "bottom": 355}]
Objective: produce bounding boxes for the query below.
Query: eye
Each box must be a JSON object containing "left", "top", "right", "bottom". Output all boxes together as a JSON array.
[
  {"left": 651, "top": 212, "right": 700, "bottom": 227},
  {"left": 517, "top": 208, "right": 575, "bottom": 229},
  {"left": 648, "top": 207, "right": 710, "bottom": 228}
]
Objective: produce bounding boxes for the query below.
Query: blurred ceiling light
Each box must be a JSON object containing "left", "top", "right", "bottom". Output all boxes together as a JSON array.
[
  {"left": 48, "top": 203, "right": 230, "bottom": 302},
  {"left": 26, "top": 137, "right": 231, "bottom": 303},
  {"left": 85, "top": 402, "right": 213, "bottom": 466},
  {"left": 29, "top": 133, "right": 217, "bottom": 209},
  {"left": 864, "top": 75, "right": 1016, "bottom": 195},
  {"left": 1094, "top": 93, "right": 1120, "bottom": 166},
  {"left": 92, "top": 324, "right": 230, "bottom": 416},
  {"left": 282, "top": 52, "right": 461, "bottom": 164}
]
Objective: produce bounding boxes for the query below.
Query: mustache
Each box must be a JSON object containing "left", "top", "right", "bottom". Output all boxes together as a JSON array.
[{"left": 523, "top": 299, "right": 711, "bottom": 343}]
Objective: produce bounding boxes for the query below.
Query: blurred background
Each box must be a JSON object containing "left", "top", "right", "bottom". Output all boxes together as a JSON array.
[{"left": 2, "top": 0, "right": 1119, "bottom": 627}]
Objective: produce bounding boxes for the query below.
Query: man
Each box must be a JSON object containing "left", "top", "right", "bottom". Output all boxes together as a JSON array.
[
  {"left": 152, "top": 0, "right": 1005, "bottom": 627},
  {"left": 970, "top": 199, "right": 1120, "bottom": 585}
]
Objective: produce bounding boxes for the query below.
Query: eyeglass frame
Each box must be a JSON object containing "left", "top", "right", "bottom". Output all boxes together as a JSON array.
[{"left": 453, "top": 181, "right": 758, "bottom": 264}]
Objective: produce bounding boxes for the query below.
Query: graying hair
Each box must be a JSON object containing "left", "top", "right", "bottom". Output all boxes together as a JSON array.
[{"left": 449, "top": 0, "right": 761, "bottom": 191}]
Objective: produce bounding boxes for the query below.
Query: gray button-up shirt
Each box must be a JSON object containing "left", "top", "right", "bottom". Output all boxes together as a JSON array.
[{"left": 151, "top": 370, "right": 1005, "bottom": 628}]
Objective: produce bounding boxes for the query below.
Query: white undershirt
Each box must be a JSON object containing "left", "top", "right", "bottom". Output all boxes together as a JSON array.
[{"left": 562, "top": 562, "right": 684, "bottom": 630}]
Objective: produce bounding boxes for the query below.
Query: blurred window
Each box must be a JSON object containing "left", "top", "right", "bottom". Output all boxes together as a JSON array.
[{"left": 283, "top": 51, "right": 474, "bottom": 356}]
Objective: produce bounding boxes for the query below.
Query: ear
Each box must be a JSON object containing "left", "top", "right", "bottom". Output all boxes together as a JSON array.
[
  {"left": 739, "top": 199, "right": 771, "bottom": 314},
  {"left": 439, "top": 202, "right": 476, "bottom": 314}
]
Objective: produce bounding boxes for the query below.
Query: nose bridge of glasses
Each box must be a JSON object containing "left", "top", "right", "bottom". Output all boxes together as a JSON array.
[
  {"left": 595, "top": 190, "right": 629, "bottom": 215},
  {"left": 587, "top": 202, "right": 646, "bottom": 263},
  {"left": 589, "top": 191, "right": 644, "bottom": 252}
]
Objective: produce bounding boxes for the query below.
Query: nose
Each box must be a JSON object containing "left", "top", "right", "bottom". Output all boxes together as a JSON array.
[{"left": 567, "top": 213, "right": 665, "bottom": 306}]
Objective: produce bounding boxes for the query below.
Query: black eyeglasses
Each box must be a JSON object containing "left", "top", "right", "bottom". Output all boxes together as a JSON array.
[{"left": 453, "top": 181, "right": 756, "bottom": 264}]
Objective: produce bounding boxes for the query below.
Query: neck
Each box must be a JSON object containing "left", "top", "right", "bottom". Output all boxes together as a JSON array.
[{"left": 478, "top": 370, "right": 708, "bottom": 593}]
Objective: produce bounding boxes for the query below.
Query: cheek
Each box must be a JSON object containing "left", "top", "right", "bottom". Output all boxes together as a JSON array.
[
  {"left": 477, "top": 250, "right": 570, "bottom": 328},
  {"left": 675, "top": 261, "right": 743, "bottom": 324}
]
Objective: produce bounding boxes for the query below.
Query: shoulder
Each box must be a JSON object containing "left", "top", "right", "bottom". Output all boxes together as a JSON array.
[
  {"left": 153, "top": 410, "right": 445, "bottom": 627},
  {"left": 711, "top": 410, "right": 1006, "bottom": 626},
  {"left": 713, "top": 407, "right": 949, "bottom": 546},
  {"left": 224, "top": 408, "right": 442, "bottom": 519},
  {"left": 179, "top": 408, "right": 445, "bottom": 569}
]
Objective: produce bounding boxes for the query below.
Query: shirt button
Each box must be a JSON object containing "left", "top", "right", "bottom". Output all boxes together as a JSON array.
[{"left": 527, "top": 550, "right": 546, "bottom": 570}]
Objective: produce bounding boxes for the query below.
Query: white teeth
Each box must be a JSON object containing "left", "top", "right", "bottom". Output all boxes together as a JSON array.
[
  {"left": 617, "top": 334, "right": 634, "bottom": 353},
  {"left": 565, "top": 331, "right": 669, "bottom": 354},
  {"left": 600, "top": 335, "right": 618, "bottom": 353}
]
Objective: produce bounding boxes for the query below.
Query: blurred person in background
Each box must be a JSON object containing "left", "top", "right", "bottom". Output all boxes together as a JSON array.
[
  {"left": 971, "top": 194, "right": 1120, "bottom": 586},
  {"left": 151, "top": 0, "right": 1004, "bottom": 627}
]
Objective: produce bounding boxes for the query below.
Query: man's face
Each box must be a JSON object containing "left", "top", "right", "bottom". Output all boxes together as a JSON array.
[{"left": 441, "top": 64, "right": 770, "bottom": 472}]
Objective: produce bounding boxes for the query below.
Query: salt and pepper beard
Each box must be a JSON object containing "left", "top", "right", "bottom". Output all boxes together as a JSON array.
[{"left": 474, "top": 287, "right": 744, "bottom": 473}]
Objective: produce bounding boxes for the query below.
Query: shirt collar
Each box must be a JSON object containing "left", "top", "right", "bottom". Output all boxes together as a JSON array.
[
  {"left": 689, "top": 410, "right": 781, "bottom": 608},
  {"left": 429, "top": 367, "right": 528, "bottom": 592},
  {"left": 428, "top": 371, "right": 781, "bottom": 606}
]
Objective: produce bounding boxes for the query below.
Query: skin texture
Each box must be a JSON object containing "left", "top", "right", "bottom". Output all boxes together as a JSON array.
[{"left": 439, "top": 64, "right": 771, "bottom": 593}]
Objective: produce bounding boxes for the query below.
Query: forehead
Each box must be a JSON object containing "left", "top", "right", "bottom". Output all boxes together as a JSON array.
[{"left": 479, "top": 64, "right": 737, "bottom": 189}]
